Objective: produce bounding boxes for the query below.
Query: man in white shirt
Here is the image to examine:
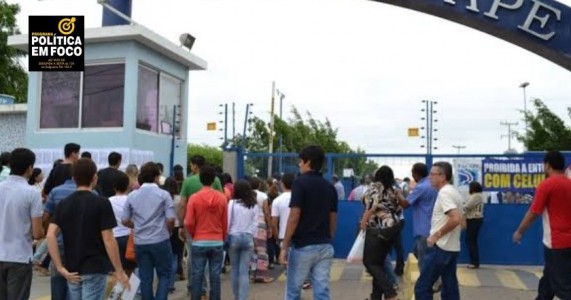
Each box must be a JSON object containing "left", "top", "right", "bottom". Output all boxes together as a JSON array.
[
  {"left": 0, "top": 148, "right": 44, "bottom": 300},
  {"left": 271, "top": 173, "right": 295, "bottom": 243},
  {"left": 414, "top": 161, "right": 464, "bottom": 300},
  {"left": 332, "top": 175, "right": 345, "bottom": 200}
]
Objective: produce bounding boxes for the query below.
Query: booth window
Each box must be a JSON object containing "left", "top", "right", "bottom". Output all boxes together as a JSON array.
[
  {"left": 39, "top": 63, "right": 125, "bottom": 129},
  {"left": 40, "top": 72, "right": 81, "bottom": 129},
  {"left": 82, "top": 64, "right": 125, "bottom": 128},
  {"left": 159, "top": 73, "right": 182, "bottom": 136},
  {"left": 137, "top": 64, "right": 182, "bottom": 136},
  {"left": 136, "top": 65, "right": 159, "bottom": 132}
]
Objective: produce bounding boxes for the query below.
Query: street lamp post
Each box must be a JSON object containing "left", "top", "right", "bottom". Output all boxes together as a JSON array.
[{"left": 519, "top": 82, "right": 529, "bottom": 141}]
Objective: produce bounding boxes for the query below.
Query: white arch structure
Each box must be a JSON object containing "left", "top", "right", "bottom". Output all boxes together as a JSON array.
[{"left": 372, "top": 0, "right": 571, "bottom": 70}]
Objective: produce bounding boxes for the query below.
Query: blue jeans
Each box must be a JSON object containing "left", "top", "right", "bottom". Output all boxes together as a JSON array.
[
  {"left": 384, "top": 257, "right": 398, "bottom": 286},
  {"left": 228, "top": 233, "right": 254, "bottom": 300},
  {"left": 285, "top": 243, "right": 334, "bottom": 300},
  {"left": 50, "top": 245, "right": 68, "bottom": 300},
  {"left": 185, "top": 234, "right": 208, "bottom": 294},
  {"left": 412, "top": 235, "right": 428, "bottom": 270},
  {"left": 414, "top": 246, "right": 460, "bottom": 300},
  {"left": 33, "top": 239, "right": 48, "bottom": 263},
  {"left": 135, "top": 239, "right": 173, "bottom": 300},
  {"left": 191, "top": 245, "right": 224, "bottom": 300},
  {"left": 168, "top": 254, "right": 178, "bottom": 290},
  {"left": 67, "top": 274, "right": 108, "bottom": 300}
]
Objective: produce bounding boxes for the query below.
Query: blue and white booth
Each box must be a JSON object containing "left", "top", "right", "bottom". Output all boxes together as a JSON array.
[{"left": 8, "top": 22, "right": 206, "bottom": 173}]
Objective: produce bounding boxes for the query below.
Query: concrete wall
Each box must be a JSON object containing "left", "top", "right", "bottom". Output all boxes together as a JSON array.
[{"left": 0, "top": 111, "right": 26, "bottom": 152}]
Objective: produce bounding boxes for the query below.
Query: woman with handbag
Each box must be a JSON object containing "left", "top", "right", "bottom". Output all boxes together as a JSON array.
[
  {"left": 227, "top": 180, "right": 259, "bottom": 300},
  {"left": 360, "top": 166, "right": 403, "bottom": 300},
  {"left": 109, "top": 171, "right": 137, "bottom": 275}
]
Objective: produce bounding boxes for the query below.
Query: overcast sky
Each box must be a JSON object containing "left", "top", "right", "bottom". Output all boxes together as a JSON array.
[{"left": 12, "top": 0, "right": 571, "bottom": 155}]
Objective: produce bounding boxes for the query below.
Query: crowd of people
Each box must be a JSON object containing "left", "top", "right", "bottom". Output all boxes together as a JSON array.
[
  {"left": 355, "top": 151, "right": 570, "bottom": 300},
  {"left": 0, "top": 144, "right": 338, "bottom": 300},
  {"left": 0, "top": 143, "right": 569, "bottom": 300}
]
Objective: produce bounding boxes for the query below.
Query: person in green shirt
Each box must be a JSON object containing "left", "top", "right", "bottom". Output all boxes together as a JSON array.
[
  {"left": 178, "top": 155, "right": 223, "bottom": 296},
  {"left": 179, "top": 156, "right": 223, "bottom": 227},
  {"left": 179, "top": 163, "right": 222, "bottom": 206}
]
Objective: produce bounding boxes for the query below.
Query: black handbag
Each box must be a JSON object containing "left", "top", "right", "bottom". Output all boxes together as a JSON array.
[{"left": 368, "top": 220, "right": 403, "bottom": 241}]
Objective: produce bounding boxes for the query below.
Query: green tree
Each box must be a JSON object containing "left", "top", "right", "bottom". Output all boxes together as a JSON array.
[
  {"left": 241, "top": 107, "right": 379, "bottom": 177},
  {"left": 519, "top": 99, "right": 571, "bottom": 151},
  {"left": 0, "top": 1, "right": 28, "bottom": 103},
  {"left": 187, "top": 144, "right": 223, "bottom": 170}
]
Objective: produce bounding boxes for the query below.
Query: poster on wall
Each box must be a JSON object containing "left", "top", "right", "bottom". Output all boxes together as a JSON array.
[
  {"left": 482, "top": 158, "right": 545, "bottom": 204},
  {"left": 453, "top": 158, "right": 482, "bottom": 200}
]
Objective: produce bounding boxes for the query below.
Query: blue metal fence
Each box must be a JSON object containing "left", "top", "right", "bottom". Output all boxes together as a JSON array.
[{"left": 235, "top": 151, "right": 571, "bottom": 265}]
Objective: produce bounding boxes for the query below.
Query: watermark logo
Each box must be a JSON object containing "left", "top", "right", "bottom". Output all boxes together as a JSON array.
[
  {"left": 58, "top": 17, "right": 76, "bottom": 35},
  {"left": 28, "top": 16, "right": 84, "bottom": 71}
]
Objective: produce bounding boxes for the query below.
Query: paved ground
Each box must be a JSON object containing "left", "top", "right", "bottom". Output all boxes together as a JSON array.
[{"left": 30, "top": 260, "right": 542, "bottom": 299}]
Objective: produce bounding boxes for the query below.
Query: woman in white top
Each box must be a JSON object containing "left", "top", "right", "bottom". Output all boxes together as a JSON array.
[
  {"left": 227, "top": 180, "right": 259, "bottom": 300},
  {"left": 464, "top": 181, "right": 485, "bottom": 269},
  {"left": 108, "top": 171, "right": 136, "bottom": 273}
]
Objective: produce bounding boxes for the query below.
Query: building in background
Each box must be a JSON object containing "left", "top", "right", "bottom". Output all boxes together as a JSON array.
[{"left": 7, "top": 24, "right": 206, "bottom": 173}]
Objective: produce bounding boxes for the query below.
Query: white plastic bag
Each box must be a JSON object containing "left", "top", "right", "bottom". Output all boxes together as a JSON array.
[{"left": 347, "top": 230, "right": 366, "bottom": 264}]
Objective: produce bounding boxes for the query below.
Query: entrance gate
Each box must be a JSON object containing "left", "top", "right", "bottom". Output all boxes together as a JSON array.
[{"left": 234, "top": 151, "right": 571, "bottom": 265}]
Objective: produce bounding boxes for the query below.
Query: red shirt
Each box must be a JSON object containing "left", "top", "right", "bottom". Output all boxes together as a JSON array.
[
  {"left": 185, "top": 187, "right": 228, "bottom": 242},
  {"left": 530, "top": 174, "right": 571, "bottom": 249}
]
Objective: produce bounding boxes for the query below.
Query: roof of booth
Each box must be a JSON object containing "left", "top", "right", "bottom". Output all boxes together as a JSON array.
[{"left": 7, "top": 24, "right": 207, "bottom": 70}]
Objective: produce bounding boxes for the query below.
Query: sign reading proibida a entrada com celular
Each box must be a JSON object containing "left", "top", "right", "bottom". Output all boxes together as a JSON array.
[{"left": 28, "top": 16, "right": 84, "bottom": 72}]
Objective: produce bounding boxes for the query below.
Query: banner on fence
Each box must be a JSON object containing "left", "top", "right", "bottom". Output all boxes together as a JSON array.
[
  {"left": 453, "top": 158, "right": 482, "bottom": 199},
  {"left": 482, "top": 159, "right": 546, "bottom": 193}
]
